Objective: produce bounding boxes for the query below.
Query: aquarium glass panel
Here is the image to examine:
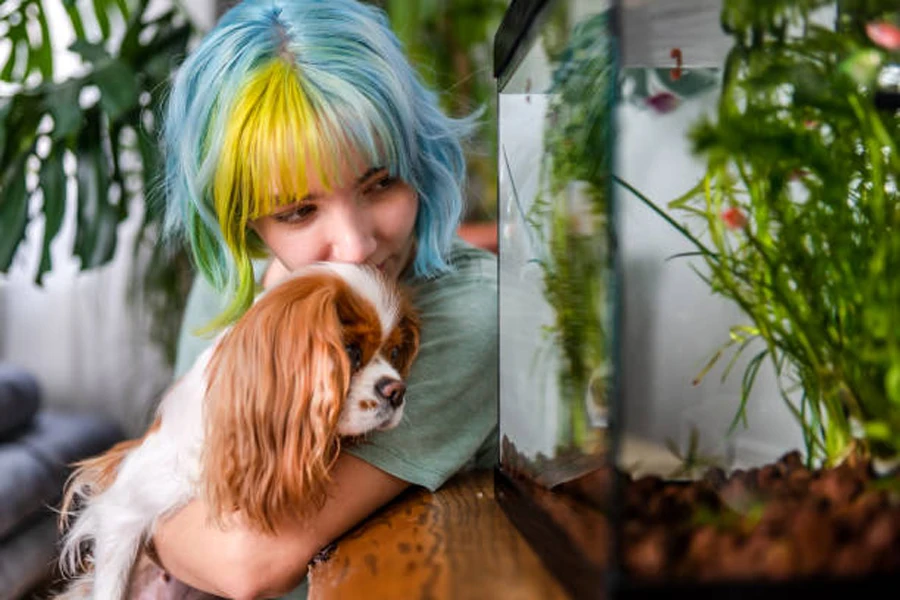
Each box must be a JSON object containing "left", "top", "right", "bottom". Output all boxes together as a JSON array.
[{"left": 498, "top": 0, "right": 616, "bottom": 488}]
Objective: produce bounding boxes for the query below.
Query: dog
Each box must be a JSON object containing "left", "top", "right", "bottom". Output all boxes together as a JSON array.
[{"left": 54, "top": 262, "right": 420, "bottom": 599}]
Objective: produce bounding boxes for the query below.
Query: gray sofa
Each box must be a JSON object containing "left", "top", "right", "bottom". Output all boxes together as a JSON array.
[{"left": 0, "top": 364, "right": 123, "bottom": 599}]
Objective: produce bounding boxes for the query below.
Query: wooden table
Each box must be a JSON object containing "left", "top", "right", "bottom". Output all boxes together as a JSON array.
[{"left": 307, "top": 470, "right": 569, "bottom": 600}]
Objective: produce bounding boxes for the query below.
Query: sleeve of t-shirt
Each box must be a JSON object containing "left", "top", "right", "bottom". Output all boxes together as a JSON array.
[{"left": 346, "top": 248, "right": 499, "bottom": 492}]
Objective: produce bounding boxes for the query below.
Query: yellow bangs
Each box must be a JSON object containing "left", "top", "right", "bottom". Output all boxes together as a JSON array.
[{"left": 214, "top": 58, "right": 334, "bottom": 249}]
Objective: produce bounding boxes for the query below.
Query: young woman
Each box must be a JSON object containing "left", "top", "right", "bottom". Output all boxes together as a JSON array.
[{"left": 143, "top": 0, "right": 498, "bottom": 597}]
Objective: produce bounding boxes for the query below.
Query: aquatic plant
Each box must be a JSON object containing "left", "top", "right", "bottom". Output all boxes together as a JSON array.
[
  {"left": 528, "top": 11, "right": 616, "bottom": 450},
  {"left": 628, "top": 0, "right": 900, "bottom": 465}
]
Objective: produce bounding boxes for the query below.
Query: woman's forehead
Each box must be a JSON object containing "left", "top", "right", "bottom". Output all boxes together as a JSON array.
[{"left": 271, "top": 151, "right": 382, "bottom": 200}]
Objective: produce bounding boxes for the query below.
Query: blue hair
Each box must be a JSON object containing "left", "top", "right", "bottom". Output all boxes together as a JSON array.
[{"left": 162, "top": 0, "right": 476, "bottom": 325}]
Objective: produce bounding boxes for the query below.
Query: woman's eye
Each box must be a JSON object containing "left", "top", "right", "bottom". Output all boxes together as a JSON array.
[
  {"left": 274, "top": 204, "right": 316, "bottom": 224},
  {"left": 345, "top": 343, "right": 363, "bottom": 370},
  {"left": 363, "top": 174, "right": 397, "bottom": 195}
]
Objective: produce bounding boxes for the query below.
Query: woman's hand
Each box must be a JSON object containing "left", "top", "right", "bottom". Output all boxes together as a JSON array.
[
  {"left": 128, "top": 554, "right": 222, "bottom": 600},
  {"left": 152, "top": 453, "right": 409, "bottom": 600}
]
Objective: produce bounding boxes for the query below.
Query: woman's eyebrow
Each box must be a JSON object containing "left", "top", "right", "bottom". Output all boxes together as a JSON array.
[
  {"left": 356, "top": 166, "right": 386, "bottom": 184},
  {"left": 274, "top": 166, "right": 387, "bottom": 207}
]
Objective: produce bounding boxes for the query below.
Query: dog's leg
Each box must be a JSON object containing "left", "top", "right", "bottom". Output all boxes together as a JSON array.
[{"left": 90, "top": 515, "right": 146, "bottom": 600}]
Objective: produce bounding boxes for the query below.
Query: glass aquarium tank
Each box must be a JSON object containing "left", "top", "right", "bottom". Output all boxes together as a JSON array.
[
  {"left": 495, "top": 0, "right": 618, "bottom": 596},
  {"left": 495, "top": 0, "right": 900, "bottom": 598}
]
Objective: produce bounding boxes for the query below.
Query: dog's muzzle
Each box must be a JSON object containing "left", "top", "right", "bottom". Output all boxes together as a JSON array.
[{"left": 375, "top": 377, "right": 406, "bottom": 408}]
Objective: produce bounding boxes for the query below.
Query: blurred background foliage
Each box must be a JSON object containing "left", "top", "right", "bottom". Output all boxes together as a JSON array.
[
  {"left": 369, "top": 0, "right": 506, "bottom": 223},
  {"left": 0, "top": 0, "right": 194, "bottom": 365},
  {"left": 0, "top": 0, "right": 503, "bottom": 366}
]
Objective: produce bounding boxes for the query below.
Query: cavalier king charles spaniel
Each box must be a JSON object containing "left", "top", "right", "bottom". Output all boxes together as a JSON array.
[{"left": 54, "top": 262, "right": 420, "bottom": 599}]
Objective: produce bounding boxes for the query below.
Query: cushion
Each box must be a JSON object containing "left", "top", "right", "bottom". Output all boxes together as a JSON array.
[
  {"left": 0, "top": 364, "right": 41, "bottom": 440},
  {"left": 0, "top": 410, "right": 123, "bottom": 541},
  {"left": 0, "top": 512, "right": 58, "bottom": 600}
]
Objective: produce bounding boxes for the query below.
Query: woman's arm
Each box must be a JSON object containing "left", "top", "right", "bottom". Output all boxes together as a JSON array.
[{"left": 153, "top": 453, "right": 409, "bottom": 600}]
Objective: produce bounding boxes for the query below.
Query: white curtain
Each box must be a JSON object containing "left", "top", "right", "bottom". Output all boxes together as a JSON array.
[{"left": 0, "top": 192, "right": 172, "bottom": 437}]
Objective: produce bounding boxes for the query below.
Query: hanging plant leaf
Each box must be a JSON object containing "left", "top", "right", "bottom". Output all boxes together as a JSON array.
[
  {"left": 73, "top": 109, "right": 104, "bottom": 269},
  {"left": 92, "top": 0, "right": 112, "bottom": 39},
  {"left": 69, "top": 39, "right": 112, "bottom": 64},
  {"left": 35, "top": 4, "right": 53, "bottom": 80},
  {"left": 0, "top": 162, "right": 30, "bottom": 271},
  {"left": 0, "top": 22, "right": 27, "bottom": 82},
  {"left": 0, "top": 0, "right": 56, "bottom": 84},
  {"left": 36, "top": 145, "right": 67, "bottom": 283},
  {"left": 63, "top": 1, "right": 87, "bottom": 40},
  {"left": 93, "top": 59, "right": 140, "bottom": 122},
  {"left": 45, "top": 80, "right": 83, "bottom": 141}
]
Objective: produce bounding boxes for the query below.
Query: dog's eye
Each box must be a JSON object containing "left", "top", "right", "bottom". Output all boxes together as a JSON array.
[
  {"left": 345, "top": 343, "right": 362, "bottom": 370},
  {"left": 390, "top": 347, "right": 400, "bottom": 362}
]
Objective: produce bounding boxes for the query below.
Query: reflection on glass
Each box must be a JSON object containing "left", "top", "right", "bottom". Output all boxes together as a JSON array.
[{"left": 499, "top": 3, "right": 614, "bottom": 487}]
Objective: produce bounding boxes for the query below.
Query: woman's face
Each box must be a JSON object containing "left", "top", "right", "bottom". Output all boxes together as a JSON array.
[{"left": 249, "top": 160, "right": 419, "bottom": 282}]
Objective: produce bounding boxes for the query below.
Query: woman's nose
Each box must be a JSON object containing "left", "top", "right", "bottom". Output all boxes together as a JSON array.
[{"left": 329, "top": 205, "right": 377, "bottom": 263}]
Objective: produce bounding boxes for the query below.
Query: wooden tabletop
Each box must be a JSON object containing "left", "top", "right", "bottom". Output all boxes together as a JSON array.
[{"left": 307, "top": 470, "right": 569, "bottom": 600}]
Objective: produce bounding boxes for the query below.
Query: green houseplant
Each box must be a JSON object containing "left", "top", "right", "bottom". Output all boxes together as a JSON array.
[
  {"left": 628, "top": 0, "right": 900, "bottom": 467},
  {"left": 0, "top": 0, "right": 195, "bottom": 364}
]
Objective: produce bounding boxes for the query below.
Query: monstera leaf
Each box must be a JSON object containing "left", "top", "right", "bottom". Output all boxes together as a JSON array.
[{"left": 0, "top": 0, "right": 192, "bottom": 282}]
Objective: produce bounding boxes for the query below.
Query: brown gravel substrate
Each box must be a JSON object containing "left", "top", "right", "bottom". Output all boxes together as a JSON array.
[
  {"left": 621, "top": 451, "right": 900, "bottom": 582},
  {"left": 501, "top": 439, "right": 900, "bottom": 583}
]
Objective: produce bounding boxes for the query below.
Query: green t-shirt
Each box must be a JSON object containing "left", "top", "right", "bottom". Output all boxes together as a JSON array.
[{"left": 174, "top": 236, "right": 499, "bottom": 490}]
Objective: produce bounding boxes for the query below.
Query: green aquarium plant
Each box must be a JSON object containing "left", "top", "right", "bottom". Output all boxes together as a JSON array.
[
  {"left": 528, "top": 11, "right": 616, "bottom": 452},
  {"left": 628, "top": 0, "right": 900, "bottom": 466}
]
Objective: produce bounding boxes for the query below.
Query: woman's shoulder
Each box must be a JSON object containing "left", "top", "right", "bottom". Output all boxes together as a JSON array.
[
  {"left": 411, "top": 236, "right": 496, "bottom": 295},
  {"left": 407, "top": 237, "right": 497, "bottom": 324},
  {"left": 445, "top": 235, "right": 497, "bottom": 281}
]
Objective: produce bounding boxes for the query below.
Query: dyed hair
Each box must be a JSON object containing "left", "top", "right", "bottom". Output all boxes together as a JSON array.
[{"left": 162, "top": 0, "right": 475, "bottom": 329}]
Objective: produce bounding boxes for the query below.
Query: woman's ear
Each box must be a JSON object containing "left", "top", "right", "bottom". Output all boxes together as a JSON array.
[{"left": 202, "top": 274, "right": 350, "bottom": 533}]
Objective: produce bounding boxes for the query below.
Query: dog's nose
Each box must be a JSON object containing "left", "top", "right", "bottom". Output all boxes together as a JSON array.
[{"left": 376, "top": 377, "right": 406, "bottom": 408}]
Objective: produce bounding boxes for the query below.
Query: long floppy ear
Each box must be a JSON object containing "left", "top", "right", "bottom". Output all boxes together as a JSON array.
[
  {"left": 203, "top": 273, "right": 351, "bottom": 533},
  {"left": 394, "top": 287, "right": 422, "bottom": 378}
]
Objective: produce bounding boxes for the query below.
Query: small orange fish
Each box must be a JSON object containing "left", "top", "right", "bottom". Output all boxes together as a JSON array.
[
  {"left": 721, "top": 207, "right": 747, "bottom": 230},
  {"left": 670, "top": 48, "right": 683, "bottom": 81},
  {"left": 866, "top": 21, "right": 900, "bottom": 51}
]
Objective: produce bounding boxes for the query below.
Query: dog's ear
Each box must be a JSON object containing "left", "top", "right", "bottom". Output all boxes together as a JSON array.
[
  {"left": 395, "top": 292, "right": 421, "bottom": 379},
  {"left": 203, "top": 273, "right": 350, "bottom": 533}
]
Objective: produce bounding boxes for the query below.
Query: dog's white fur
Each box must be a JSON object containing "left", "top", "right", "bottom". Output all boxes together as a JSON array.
[{"left": 55, "top": 263, "right": 419, "bottom": 599}]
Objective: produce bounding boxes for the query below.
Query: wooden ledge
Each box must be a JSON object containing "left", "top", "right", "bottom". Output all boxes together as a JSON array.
[{"left": 308, "top": 470, "right": 568, "bottom": 599}]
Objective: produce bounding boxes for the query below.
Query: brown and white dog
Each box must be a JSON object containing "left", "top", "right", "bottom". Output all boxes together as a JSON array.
[{"left": 55, "top": 263, "right": 420, "bottom": 599}]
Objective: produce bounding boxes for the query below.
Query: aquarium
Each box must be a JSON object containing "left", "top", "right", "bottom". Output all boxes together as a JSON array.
[
  {"left": 495, "top": 0, "right": 618, "bottom": 596},
  {"left": 495, "top": 0, "right": 900, "bottom": 598}
]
